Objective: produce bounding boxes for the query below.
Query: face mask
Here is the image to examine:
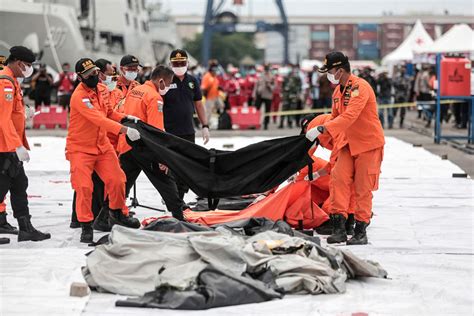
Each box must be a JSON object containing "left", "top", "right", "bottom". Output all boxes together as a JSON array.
[
  {"left": 83, "top": 74, "right": 99, "bottom": 88},
  {"left": 104, "top": 75, "right": 117, "bottom": 91},
  {"left": 21, "top": 63, "right": 34, "bottom": 78},
  {"left": 124, "top": 71, "right": 137, "bottom": 81},
  {"left": 17, "top": 77, "right": 24, "bottom": 84},
  {"left": 158, "top": 80, "right": 170, "bottom": 95},
  {"left": 327, "top": 70, "right": 340, "bottom": 85},
  {"left": 172, "top": 66, "right": 187, "bottom": 76}
]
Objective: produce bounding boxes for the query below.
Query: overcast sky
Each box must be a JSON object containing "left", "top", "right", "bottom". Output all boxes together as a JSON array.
[{"left": 159, "top": 0, "right": 473, "bottom": 17}]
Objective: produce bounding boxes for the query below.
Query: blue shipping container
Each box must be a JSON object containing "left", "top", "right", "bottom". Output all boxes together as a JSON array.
[{"left": 358, "top": 23, "right": 378, "bottom": 32}]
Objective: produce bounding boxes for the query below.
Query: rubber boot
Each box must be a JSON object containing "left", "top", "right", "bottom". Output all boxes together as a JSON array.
[
  {"left": 347, "top": 221, "right": 369, "bottom": 245},
  {"left": 0, "top": 237, "right": 10, "bottom": 244},
  {"left": 92, "top": 207, "right": 111, "bottom": 232},
  {"left": 0, "top": 212, "right": 19, "bottom": 235},
  {"left": 314, "top": 218, "right": 333, "bottom": 235},
  {"left": 17, "top": 216, "right": 51, "bottom": 242},
  {"left": 108, "top": 209, "right": 140, "bottom": 229},
  {"left": 345, "top": 213, "right": 355, "bottom": 236},
  {"left": 80, "top": 222, "right": 93, "bottom": 244},
  {"left": 327, "top": 214, "right": 347, "bottom": 244}
]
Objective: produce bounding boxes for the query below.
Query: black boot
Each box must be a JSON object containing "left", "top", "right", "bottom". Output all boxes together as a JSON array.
[
  {"left": 108, "top": 209, "right": 140, "bottom": 229},
  {"left": 327, "top": 214, "right": 347, "bottom": 244},
  {"left": 80, "top": 222, "right": 93, "bottom": 243},
  {"left": 17, "top": 216, "right": 51, "bottom": 242},
  {"left": 346, "top": 221, "right": 369, "bottom": 245},
  {"left": 0, "top": 212, "right": 19, "bottom": 235},
  {"left": 93, "top": 207, "right": 111, "bottom": 232},
  {"left": 314, "top": 218, "right": 333, "bottom": 235},
  {"left": 0, "top": 237, "right": 10, "bottom": 244},
  {"left": 345, "top": 214, "right": 355, "bottom": 236}
]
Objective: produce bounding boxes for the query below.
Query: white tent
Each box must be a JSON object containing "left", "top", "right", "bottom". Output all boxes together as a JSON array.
[
  {"left": 418, "top": 24, "right": 474, "bottom": 55},
  {"left": 381, "top": 20, "right": 434, "bottom": 66}
]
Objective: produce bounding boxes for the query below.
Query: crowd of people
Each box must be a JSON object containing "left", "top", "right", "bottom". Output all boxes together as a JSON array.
[{"left": 0, "top": 45, "right": 388, "bottom": 246}]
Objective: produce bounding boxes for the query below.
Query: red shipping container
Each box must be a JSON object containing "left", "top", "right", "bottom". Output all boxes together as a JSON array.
[
  {"left": 358, "top": 31, "right": 378, "bottom": 41},
  {"left": 440, "top": 57, "right": 471, "bottom": 96},
  {"left": 228, "top": 106, "right": 261, "bottom": 130},
  {"left": 33, "top": 105, "right": 68, "bottom": 129}
]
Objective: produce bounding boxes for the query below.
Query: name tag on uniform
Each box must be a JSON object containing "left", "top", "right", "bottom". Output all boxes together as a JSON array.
[
  {"left": 169, "top": 83, "right": 177, "bottom": 90},
  {"left": 82, "top": 98, "right": 93, "bottom": 109}
]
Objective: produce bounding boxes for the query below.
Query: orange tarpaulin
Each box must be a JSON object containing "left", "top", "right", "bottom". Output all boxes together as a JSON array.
[{"left": 184, "top": 181, "right": 329, "bottom": 229}]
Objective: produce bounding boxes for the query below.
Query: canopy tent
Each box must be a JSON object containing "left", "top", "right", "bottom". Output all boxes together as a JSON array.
[
  {"left": 381, "top": 20, "right": 434, "bottom": 66},
  {"left": 418, "top": 24, "right": 474, "bottom": 55}
]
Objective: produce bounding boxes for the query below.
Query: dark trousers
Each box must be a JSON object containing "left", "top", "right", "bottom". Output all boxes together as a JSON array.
[
  {"left": 71, "top": 172, "right": 104, "bottom": 224},
  {"left": 120, "top": 150, "right": 185, "bottom": 219},
  {"left": 0, "top": 153, "right": 29, "bottom": 218},
  {"left": 35, "top": 94, "right": 51, "bottom": 107},
  {"left": 255, "top": 97, "right": 272, "bottom": 129}
]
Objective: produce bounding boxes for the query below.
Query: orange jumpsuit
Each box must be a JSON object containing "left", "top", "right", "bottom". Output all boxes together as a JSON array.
[
  {"left": 323, "top": 74, "right": 384, "bottom": 223},
  {"left": 107, "top": 88, "right": 125, "bottom": 150},
  {"left": 0, "top": 66, "right": 30, "bottom": 215},
  {"left": 117, "top": 81, "right": 164, "bottom": 155},
  {"left": 66, "top": 82, "right": 127, "bottom": 223},
  {"left": 115, "top": 78, "right": 140, "bottom": 113}
]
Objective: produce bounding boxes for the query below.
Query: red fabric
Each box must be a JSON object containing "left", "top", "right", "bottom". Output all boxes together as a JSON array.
[{"left": 184, "top": 181, "right": 329, "bottom": 229}]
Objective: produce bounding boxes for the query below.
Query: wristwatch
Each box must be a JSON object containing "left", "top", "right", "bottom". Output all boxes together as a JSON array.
[
  {"left": 317, "top": 126, "right": 325, "bottom": 133},
  {"left": 202, "top": 124, "right": 209, "bottom": 129}
]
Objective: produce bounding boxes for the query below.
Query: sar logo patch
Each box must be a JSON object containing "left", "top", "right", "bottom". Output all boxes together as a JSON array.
[
  {"left": 82, "top": 98, "right": 93, "bottom": 109},
  {"left": 157, "top": 100, "right": 163, "bottom": 112},
  {"left": 5, "top": 92, "right": 13, "bottom": 101},
  {"left": 351, "top": 87, "right": 359, "bottom": 97},
  {"left": 188, "top": 82, "right": 195, "bottom": 89}
]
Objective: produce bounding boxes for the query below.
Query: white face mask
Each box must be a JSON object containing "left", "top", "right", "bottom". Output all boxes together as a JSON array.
[
  {"left": 17, "top": 77, "right": 24, "bottom": 84},
  {"left": 172, "top": 66, "right": 187, "bottom": 76},
  {"left": 21, "top": 63, "right": 34, "bottom": 78},
  {"left": 327, "top": 71, "right": 340, "bottom": 85},
  {"left": 158, "top": 80, "right": 170, "bottom": 95},
  {"left": 124, "top": 71, "right": 137, "bottom": 81},
  {"left": 104, "top": 75, "right": 117, "bottom": 91}
]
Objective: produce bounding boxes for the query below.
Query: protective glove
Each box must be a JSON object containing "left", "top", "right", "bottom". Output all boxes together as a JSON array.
[
  {"left": 126, "top": 127, "right": 141, "bottom": 141},
  {"left": 15, "top": 146, "right": 30, "bottom": 162},
  {"left": 305, "top": 126, "right": 324, "bottom": 142},
  {"left": 126, "top": 115, "right": 140, "bottom": 123},
  {"left": 304, "top": 171, "right": 320, "bottom": 181},
  {"left": 202, "top": 127, "right": 210, "bottom": 145}
]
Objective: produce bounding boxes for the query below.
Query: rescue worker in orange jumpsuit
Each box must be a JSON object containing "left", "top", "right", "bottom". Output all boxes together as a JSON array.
[
  {"left": 0, "top": 46, "right": 51, "bottom": 244},
  {"left": 67, "top": 58, "right": 141, "bottom": 243},
  {"left": 115, "top": 55, "right": 141, "bottom": 112},
  {"left": 307, "top": 52, "right": 385, "bottom": 245},
  {"left": 117, "top": 66, "right": 186, "bottom": 220}
]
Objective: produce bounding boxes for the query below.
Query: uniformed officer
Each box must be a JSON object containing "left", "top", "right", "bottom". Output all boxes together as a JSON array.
[
  {"left": 279, "top": 66, "right": 302, "bottom": 129},
  {"left": 115, "top": 55, "right": 141, "bottom": 112},
  {"left": 0, "top": 46, "right": 51, "bottom": 243},
  {"left": 117, "top": 65, "right": 186, "bottom": 220},
  {"left": 163, "top": 49, "right": 209, "bottom": 200},
  {"left": 307, "top": 52, "right": 385, "bottom": 245},
  {"left": 67, "top": 58, "right": 141, "bottom": 243}
]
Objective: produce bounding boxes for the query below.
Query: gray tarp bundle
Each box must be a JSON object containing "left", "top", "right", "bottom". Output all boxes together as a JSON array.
[{"left": 83, "top": 225, "right": 387, "bottom": 310}]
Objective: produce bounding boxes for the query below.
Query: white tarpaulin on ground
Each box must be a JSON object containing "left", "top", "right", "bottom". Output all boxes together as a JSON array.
[
  {"left": 381, "top": 20, "right": 434, "bottom": 66},
  {"left": 0, "top": 136, "right": 473, "bottom": 315}
]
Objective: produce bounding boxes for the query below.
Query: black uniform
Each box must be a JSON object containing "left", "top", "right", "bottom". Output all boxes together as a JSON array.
[{"left": 163, "top": 73, "right": 202, "bottom": 199}]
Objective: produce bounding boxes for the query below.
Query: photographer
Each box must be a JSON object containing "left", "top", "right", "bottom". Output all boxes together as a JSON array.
[{"left": 31, "top": 64, "right": 54, "bottom": 108}]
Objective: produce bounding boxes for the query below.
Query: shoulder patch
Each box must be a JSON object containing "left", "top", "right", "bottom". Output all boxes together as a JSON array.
[
  {"left": 82, "top": 98, "right": 94, "bottom": 109},
  {"left": 4, "top": 92, "right": 13, "bottom": 101},
  {"left": 351, "top": 87, "right": 360, "bottom": 97},
  {"left": 188, "top": 81, "right": 195, "bottom": 89}
]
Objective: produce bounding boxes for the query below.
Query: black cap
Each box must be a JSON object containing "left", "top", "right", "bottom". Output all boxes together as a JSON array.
[
  {"left": 318, "top": 51, "right": 349, "bottom": 73},
  {"left": 75, "top": 58, "right": 98, "bottom": 76},
  {"left": 8, "top": 46, "right": 36, "bottom": 63},
  {"left": 120, "top": 55, "right": 141, "bottom": 67},
  {"left": 170, "top": 49, "right": 188, "bottom": 62},
  {"left": 95, "top": 58, "right": 112, "bottom": 73}
]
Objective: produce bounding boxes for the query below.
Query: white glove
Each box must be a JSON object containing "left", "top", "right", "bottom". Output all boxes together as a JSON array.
[
  {"left": 202, "top": 127, "right": 210, "bottom": 145},
  {"left": 126, "top": 115, "right": 140, "bottom": 123},
  {"left": 15, "top": 146, "right": 30, "bottom": 162},
  {"left": 305, "top": 126, "right": 323, "bottom": 142},
  {"left": 288, "top": 173, "right": 298, "bottom": 183},
  {"left": 126, "top": 127, "right": 141, "bottom": 141},
  {"left": 304, "top": 171, "right": 320, "bottom": 181}
]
